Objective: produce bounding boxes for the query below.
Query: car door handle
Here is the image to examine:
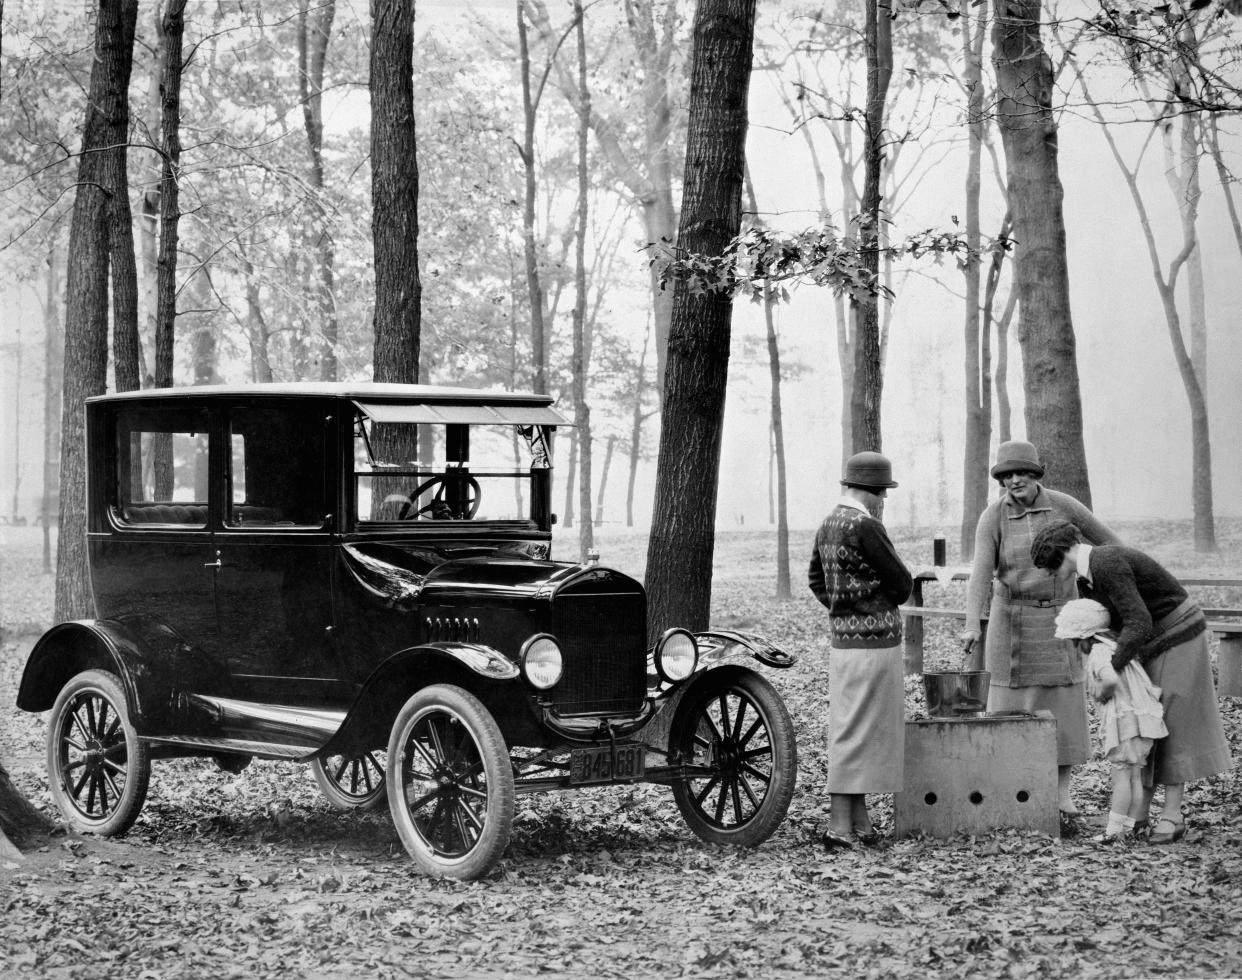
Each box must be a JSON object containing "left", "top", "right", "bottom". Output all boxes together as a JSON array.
[{"left": 204, "top": 550, "right": 222, "bottom": 569}]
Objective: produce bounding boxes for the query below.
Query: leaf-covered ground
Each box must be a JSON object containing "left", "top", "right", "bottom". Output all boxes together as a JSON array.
[{"left": 2, "top": 522, "right": 1241, "bottom": 979}]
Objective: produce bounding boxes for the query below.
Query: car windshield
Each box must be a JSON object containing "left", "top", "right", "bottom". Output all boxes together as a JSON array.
[{"left": 354, "top": 414, "right": 550, "bottom": 524}]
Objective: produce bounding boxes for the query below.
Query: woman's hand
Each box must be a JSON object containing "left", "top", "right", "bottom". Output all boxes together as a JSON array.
[{"left": 959, "top": 629, "right": 980, "bottom": 658}]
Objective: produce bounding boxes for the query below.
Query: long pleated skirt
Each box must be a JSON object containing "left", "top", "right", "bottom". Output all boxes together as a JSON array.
[
  {"left": 1143, "top": 629, "right": 1232, "bottom": 786},
  {"left": 827, "top": 644, "right": 905, "bottom": 794}
]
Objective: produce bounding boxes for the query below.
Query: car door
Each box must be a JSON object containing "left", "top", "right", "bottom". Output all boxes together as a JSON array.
[
  {"left": 92, "top": 404, "right": 225, "bottom": 685},
  {"left": 212, "top": 401, "right": 343, "bottom": 704}
]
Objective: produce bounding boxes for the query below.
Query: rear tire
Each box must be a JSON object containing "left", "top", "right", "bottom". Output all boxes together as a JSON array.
[
  {"left": 312, "top": 750, "right": 388, "bottom": 811},
  {"left": 46, "top": 669, "right": 151, "bottom": 836},
  {"left": 670, "top": 668, "right": 796, "bottom": 847},
  {"left": 385, "top": 684, "right": 514, "bottom": 880}
]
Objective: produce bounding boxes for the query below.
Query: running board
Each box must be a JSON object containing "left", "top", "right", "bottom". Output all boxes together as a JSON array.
[
  {"left": 182, "top": 695, "right": 347, "bottom": 751},
  {"left": 143, "top": 735, "right": 313, "bottom": 761}
]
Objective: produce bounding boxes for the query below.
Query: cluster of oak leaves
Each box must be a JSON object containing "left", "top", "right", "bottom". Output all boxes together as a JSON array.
[{"left": 0, "top": 524, "right": 1240, "bottom": 978}]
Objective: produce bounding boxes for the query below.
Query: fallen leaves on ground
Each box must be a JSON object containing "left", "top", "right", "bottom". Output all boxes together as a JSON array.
[{"left": 1, "top": 522, "right": 1241, "bottom": 979}]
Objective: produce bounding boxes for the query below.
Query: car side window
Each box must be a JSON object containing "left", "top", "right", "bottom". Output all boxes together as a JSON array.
[
  {"left": 226, "top": 406, "right": 327, "bottom": 528},
  {"left": 114, "top": 410, "right": 210, "bottom": 527}
]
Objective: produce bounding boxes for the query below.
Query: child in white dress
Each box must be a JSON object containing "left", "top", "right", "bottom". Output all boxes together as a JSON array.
[{"left": 1055, "top": 598, "right": 1168, "bottom": 839}]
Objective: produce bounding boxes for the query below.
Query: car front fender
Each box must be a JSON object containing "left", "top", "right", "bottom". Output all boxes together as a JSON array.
[{"left": 319, "top": 643, "right": 520, "bottom": 758}]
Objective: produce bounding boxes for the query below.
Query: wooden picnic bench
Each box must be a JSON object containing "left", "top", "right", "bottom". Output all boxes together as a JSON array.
[{"left": 901, "top": 568, "right": 1242, "bottom": 697}]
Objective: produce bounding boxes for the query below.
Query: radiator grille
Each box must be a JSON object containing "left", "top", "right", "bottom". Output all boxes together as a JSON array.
[{"left": 550, "top": 591, "right": 647, "bottom": 715}]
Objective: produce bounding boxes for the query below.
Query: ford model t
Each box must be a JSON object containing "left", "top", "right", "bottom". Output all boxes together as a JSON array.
[{"left": 17, "top": 383, "right": 797, "bottom": 879}]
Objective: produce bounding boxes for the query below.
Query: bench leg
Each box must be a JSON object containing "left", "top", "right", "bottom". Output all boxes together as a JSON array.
[{"left": 1219, "top": 634, "right": 1242, "bottom": 698}]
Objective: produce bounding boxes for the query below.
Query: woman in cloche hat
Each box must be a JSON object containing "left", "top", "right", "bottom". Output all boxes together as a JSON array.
[
  {"left": 809, "top": 452, "right": 913, "bottom": 848},
  {"left": 959, "top": 440, "right": 1120, "bottom": 833}
]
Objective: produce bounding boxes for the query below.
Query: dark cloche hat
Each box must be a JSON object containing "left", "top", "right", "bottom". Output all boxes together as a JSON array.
[
  {"left": 990, "top": 439, "right": 1045, "bottom": 479},
  {"left": 841, "top": 451, "right": 898, "bottom": 490}
]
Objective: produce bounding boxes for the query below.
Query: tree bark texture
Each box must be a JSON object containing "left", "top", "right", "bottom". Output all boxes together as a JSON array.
[
  {"left": 0, "top": 758, "right": 57, "bottom": 854},
  {"left": 517, "top": 0, "right": 548, "bottom": 394},
  {"left": 960, "top": 0, "right": 991, "bottom": 559},
  {"left": 43, "top": 248, "right": 63, "bottom": 576},
  {"left": 644, "top": 0, "right": 756, "bottom": 640},
  {"left": 849, "top": 0, "right": 891, "bottom": 454},
  {"left": 993, "top": 0, "right": 1092, "bottom": 505},
  {"left": 572, "top": 0, "right": 593, "bottom": 559},
  {"left": 371, "top": 0, "right": 420, "bottom": 387},
  {"left": 56, "top": 0, "right": 137, "bottom": 623},
  {"left": 300, "top": 0, "right": 339, "bottom": 381},
  {"left": 104, "top": 0, "right": 140, "bottom": 393}
]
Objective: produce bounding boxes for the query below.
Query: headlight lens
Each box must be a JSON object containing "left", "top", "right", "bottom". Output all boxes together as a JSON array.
[
  {"left": 656, "top": 628, "right": 697, "bottom": 683},
  {"left": 521, "top": 634, "right": 563, "bottom": 690}
]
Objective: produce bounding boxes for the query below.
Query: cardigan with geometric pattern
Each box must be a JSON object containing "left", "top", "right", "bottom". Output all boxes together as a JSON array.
[{"left": 808, "top": 503, "right": 913, "bottom": 649}]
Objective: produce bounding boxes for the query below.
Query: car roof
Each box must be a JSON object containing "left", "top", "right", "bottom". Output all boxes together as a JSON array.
[
  {"left": 86, "top": 381, "right": 557, "bottom": 408},
  {"left": 87, "top": 382, "right": 570, "bottom": 426}
]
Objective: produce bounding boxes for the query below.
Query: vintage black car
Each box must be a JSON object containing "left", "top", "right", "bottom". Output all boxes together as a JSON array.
[{"left": 17, "top": 383, "right": 797, "bottom": 879}]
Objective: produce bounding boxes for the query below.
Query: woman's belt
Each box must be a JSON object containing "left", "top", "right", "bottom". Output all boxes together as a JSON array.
[{"left": 992, "top": 582, "right": 1066, "bottom": 608}]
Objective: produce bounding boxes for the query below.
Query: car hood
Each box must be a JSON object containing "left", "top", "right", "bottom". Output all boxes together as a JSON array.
[{"left": 340, "top": 544, "right": 642, "bottom": 608}]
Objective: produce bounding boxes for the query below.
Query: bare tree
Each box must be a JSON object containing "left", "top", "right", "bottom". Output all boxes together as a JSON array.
[
  {"left": 299, "top": 0, "right": 339, "bottom": 381},
  {"left": 371, "top": 0, "right": 421, "bottom": 389},
  {"left": 993, "top": 0, "right": 1092, "bottom": 504},
  {"left": 55, "top": 0, "right": 140, "bottom": 622},
  {"left": 645, "top": 0, "right": 756, "bottom": 638}
]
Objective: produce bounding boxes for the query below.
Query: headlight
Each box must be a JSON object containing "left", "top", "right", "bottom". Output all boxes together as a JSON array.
[
  {"left": 655, "top": 628, "right": 697, "bottom": 683},
  {"left": 520, "top": 634, "right": 563, "bottom": 690}
]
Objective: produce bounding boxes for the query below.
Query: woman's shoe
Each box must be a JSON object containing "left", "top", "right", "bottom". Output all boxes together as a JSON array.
[
  {"left": 822, "top": 830, "right": 855, "bottom": 850},
  {"left": 1059, "top": 811, "right": 1083, "bottom": 838},
  {"left": 853, "top": 828, "right": 882, "bottom": 847},
  {"left": 1149, "top": 816, "right": 1186, "bottom": 844},
  {"left": 1131, "top": 819, "right": 1150, "bottom": 840}
]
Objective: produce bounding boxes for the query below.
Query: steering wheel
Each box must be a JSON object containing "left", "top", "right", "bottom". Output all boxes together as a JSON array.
[{"left": 397, "top": 474, "right": 482, "bottom": 520}]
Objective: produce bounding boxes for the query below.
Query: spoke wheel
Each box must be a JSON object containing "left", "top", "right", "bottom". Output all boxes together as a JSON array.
[
  {"left": 46, "top": 669, "right": 150, "bottom": 836},
  {"left": 670, "top": 668, "right": 796, "bottom": 847},
  {"left": 312, "top": 750, "right": 388, "bottom": 811},
  {"left": 386, "top": 684, "right": 514, "bottom": 880}
]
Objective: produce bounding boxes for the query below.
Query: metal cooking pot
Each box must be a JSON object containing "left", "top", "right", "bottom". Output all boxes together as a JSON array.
[{"left": 923, "top": 670, "right": 990, "bottom": 718}]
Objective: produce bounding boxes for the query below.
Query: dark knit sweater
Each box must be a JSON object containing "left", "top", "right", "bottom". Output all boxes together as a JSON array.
[
  {"left": 1079, "top": 545, "right": 1206, "bottom": 670},
  {"left": 808, "top": 503, "right": 913, "bottom": 648}
]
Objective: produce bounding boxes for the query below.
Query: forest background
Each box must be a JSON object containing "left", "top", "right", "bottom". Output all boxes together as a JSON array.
[{"left": 3, "top": 0, "right": 1242, "bottom": 574}]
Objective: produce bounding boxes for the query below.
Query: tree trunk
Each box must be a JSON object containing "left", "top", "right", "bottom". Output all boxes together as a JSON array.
[
  {"left": 763, "top": 283, "right": 790, "bottom": 599},
  {"left": 596, "top": 435, "right": 615, "bottom": 525},
  {"left": 517, "top": 0, "right": 548, "bottom": 394},
  {"left": 644, "top": 0, "right": 755, "bottom": 640},
  {"left": 626, "top": 318, "right": 652, "bottom": 528},
  {"left": 960, "top": 0, "right": 991, "bottom": 559},
  {"left": 371, "top": 0, "right": 420, "bottom": 388},
  {"left": 299, "top": 0, "right": 339, "bottom": 381},
  {"left": 104, "top": 0, "right": 140, "bottom": 394},
  {"left": 0, "top": 758, "right": 57, "bottom": 856},
  {"left": 572, "top": 0, "right": 593, "bottom": 560},
  {"left": 56, "top": 0, "right": 138, "bottom": 623},
  {"left": 849, "top": 0, "right": 892, "bottom": 454},
  {"left": 43, "top": 247, "right": 63, "bottom": 576},
  {"left": 152, "top": 0, "right": 185, "bottom": 505},
  {"left": 993, "top": 0, "right": 1092, "bottom": 504}
]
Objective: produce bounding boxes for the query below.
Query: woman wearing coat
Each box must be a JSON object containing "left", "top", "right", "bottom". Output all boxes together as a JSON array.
[
  {"left": 1031, "top": 520, "right": 1232, "bottom": 843},
  {"left": 959, "top": 441, "right": 1120, "bottom": 828}
]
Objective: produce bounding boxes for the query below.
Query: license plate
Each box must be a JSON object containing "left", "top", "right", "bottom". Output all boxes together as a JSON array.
[{"left": 569, "top": 743, "right": 645, "bottom": 784}]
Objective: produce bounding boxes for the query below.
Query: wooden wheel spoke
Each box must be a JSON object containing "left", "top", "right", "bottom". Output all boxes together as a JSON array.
[
  {"left": 715, "top": 694, "right": 732, "bottom": 738},
  {"left": 736, "top": 770, "right": 761, "bottom": 809},
  {"left": 693, "top": 773, "right": 722, "bottom": 808},
  {"left": 737, "top": 716, "right": 764, "bottom": 750},
  {"left": 730, "top": 777, "right": 745, "bottom": 823},
  {"left": 730, "top": 697, "right": 749, "bottom": 741}
]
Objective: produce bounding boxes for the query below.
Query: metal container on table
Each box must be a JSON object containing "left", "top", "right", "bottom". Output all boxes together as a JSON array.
[{"left": 922, "top": 670, "right": 990, "bottom": 718}]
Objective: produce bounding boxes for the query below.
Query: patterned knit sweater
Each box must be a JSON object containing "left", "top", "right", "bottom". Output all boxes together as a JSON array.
[{"left": 808, "top": 503, "right": 913, "bottom": 649}]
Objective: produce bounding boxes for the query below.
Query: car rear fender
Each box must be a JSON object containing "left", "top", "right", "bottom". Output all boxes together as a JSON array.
[
  {"left": 16, "top": 620, "right": 143, "bottom": 718},
  {"left": 320, "top": 643, "right": 520, "bottom": 758}
]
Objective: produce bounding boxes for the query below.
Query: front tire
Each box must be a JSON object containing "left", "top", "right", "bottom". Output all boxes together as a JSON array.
[
  {"left": 385, "top": 684, "right": 514, "bottom": 880},
  {"left": 670, "top": 667, "right": 796, "bottom": 847},
  {"left": 312, "top": 750, "right": 388, "bottom": 811},
  {"left": 46, "top": 669, "right": 151, "bottom": 836}
]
